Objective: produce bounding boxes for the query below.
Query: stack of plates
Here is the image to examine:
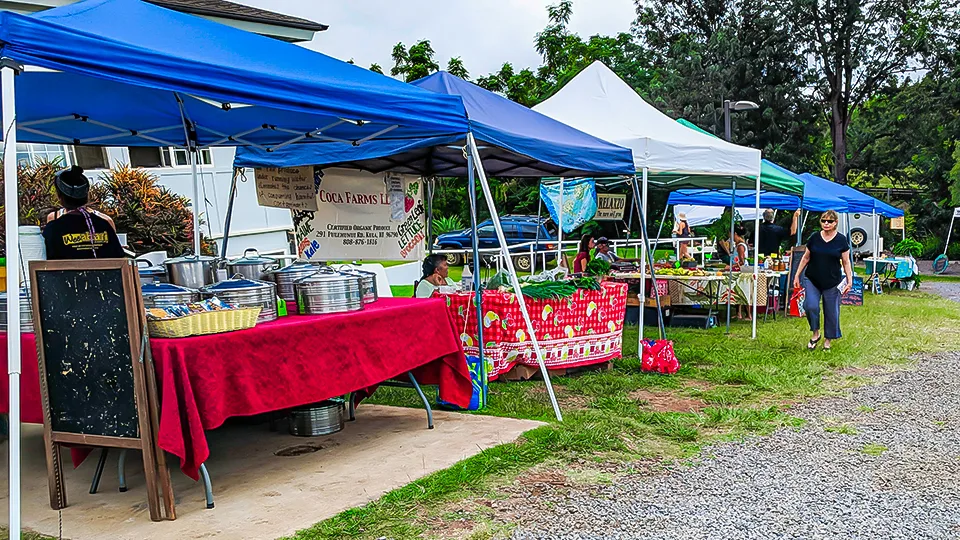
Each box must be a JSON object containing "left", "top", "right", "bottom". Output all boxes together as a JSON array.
[{"left": 0, "top": 289, "right": 35, "bottom": 333}]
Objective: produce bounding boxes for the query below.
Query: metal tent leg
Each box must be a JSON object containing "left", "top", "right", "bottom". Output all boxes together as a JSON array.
[
  {"left": 407, "top": 372, "right": 434, "bottom": 429},
  {"left": 347, "top": 392, "right": 356, "bottom": 421},
  {"left": 89, "top": 448, "right": 109, "bottom": 494}
]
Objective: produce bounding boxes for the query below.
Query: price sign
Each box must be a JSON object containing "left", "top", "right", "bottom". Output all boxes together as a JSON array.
[
  {"left": 890, "top": 216, "right": 904, "bottom": 230},
  {"left": 954, "top": 207, "right": 960, "bottom": 218},
  {"left": 254, "top": 167, "right": 318, "bottom": 211}
]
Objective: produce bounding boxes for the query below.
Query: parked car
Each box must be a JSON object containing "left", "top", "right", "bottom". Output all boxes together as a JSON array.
[{"left": 433, "top": 215, "right": 558, "bottom": 271}]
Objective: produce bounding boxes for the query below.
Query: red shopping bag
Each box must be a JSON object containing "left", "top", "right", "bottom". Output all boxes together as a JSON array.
[
  {"left": 641, "top": 339, "right": 680, "bottom": 374},
  {"left": 788, "top": 287, "right": 806, "bottom": 318}
]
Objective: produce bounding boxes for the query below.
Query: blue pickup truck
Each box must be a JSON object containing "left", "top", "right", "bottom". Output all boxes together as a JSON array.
[{"left": 433, "top": 215, "right": 558, "bottom": 272}]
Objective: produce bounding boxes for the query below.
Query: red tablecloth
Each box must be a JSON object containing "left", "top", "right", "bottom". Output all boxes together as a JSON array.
[
  {"left": 441, "top": 282, "right": 628, "bottom": 379},
  {"left": 0, "top": 297, "right": 471, "bottom": 480}
]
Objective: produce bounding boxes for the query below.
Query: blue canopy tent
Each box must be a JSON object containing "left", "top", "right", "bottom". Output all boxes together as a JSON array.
[
  {"left": 235, "top": 71, "right": 635, "bottom": 178},
  {"left": 0, "top": 0, "right": 475, "bottom": 529},
  {"left": 237, "top": 72, "right": 637, "bottom": 424}
]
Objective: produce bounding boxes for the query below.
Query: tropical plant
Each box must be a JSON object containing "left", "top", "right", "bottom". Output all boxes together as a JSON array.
[
  {"left": 431, "top": 215, "right": 465, "bottom": 236},
  {"left": 89, "top": 164, "right": 214, "bottom": 256},
  {"left": 892, "top": 238, "right": 923, "bottom": 258}
]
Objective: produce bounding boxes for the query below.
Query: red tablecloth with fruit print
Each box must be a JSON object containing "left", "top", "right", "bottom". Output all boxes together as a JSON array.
[{"left": 440, "top": 282, "right": 628, "bottom": 379}]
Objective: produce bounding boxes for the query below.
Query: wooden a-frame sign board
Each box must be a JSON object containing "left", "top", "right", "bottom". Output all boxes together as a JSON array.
[{"left": 29, "top": 259, "right": 175, "bottom": 521}]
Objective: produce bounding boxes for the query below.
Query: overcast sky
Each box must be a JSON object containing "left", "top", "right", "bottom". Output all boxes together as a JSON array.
[{"left": 236, "top": 1, "right": 637, "bottom": 77}]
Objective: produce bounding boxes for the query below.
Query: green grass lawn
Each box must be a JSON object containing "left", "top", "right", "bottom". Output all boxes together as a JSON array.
[{"left": 288, "top": 288, "right": 960, "bottom": 540}]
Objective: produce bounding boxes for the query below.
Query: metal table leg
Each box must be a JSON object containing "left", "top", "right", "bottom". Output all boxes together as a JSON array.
[
  {"left": 89, "top": 448, "right": 109, "bottom": 494},
  {"left": 407, "top": 372, "right": 434, "bottom": 429},
  {"left": 118, "top": 449, "right": 128, "bottom": 492},
  {"left": 199, "top": 463, "right": 214, "bottom": 509},
  {"left": 118, "top": 449, "right": 214, "bottom": 509}
]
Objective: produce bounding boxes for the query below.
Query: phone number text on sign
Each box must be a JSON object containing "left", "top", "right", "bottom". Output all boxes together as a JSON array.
[{"left": 299, "top": 169, "right": 426, "bottom": 262}]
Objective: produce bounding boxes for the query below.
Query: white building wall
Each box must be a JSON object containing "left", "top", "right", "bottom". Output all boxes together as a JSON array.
[{"left": 101, "top": 147, "right": 293, "bottom": 257}]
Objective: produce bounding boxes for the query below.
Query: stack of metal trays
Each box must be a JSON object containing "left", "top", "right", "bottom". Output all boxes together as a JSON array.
[
  {"left": 0, "top": 289, "right": 35, "bottom": 333},
  {"left": 141, "top": 282, "right": 199, "bottom": 309},
  {"left": 264, "top": 260, "right": 325, "bottom": 304},
  {"left": 289, "top": 399, "right": 345, "bottom": 436},
  {"left": 201, "top": 275, "right": 278, "bottom": 323},
  {"left": 294, "top": 268, "right": 364, "bottom": 314},
  {"left": 336, "top": 266, "right": 378, "bottom": 304}
]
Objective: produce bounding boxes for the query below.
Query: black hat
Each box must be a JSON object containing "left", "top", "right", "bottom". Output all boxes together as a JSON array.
[
  {"left": 596, "top": 236, "right": 610, "bottom": 245},
  {"left": 55, "top": 165, "right": 89, "bottom": 200}
]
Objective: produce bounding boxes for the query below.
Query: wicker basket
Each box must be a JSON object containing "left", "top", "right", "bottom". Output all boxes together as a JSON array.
[{"left": 147, "top": 307, "right": 262, "bottom": 338}]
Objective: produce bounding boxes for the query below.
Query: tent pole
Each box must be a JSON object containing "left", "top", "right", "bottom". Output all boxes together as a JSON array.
[
  {"left": 2, "top": 58, "right": 23, "bottom": 540},
  {"left": 189, "top": 150, "right": 202, "bottom": 255},
  {"left": 534, "top": 182, "right": 543, "bottom": 275},
  {"left": 466, "top": 147, "right": 483, "bottom": 395},
  {"left": 426, "top": 178, "right": 434, "bottom": 254},
  {"left": 220, "top": 167, "right": 241, "bottom": 258},
  {"left": 638, "top": 168, "right": 649, "bottom": 340},
  {"left": 557, "top": 177, "right": 564, "bottom": 263},
  {"left": 632, "top": 175, "right": 665, "bottom": 340},
  {"left": 752, "top": 176, "right": 760, "bottom": 339},
  {"left": 467, "top": 133, "right": 562, "bottom": 422},
  {"left": 726, "top": 180, "right": 736, "bottom": 333}
]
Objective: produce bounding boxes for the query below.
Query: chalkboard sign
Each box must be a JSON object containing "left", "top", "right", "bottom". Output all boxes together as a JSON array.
[
  {"left": 30, "top": 259, "right": 174, "bottom": 521},
  {"left": 841, "top": 276, "right": 864, "bottom": 306},
  {"left": 35, "top": 268, "right": 139, "bottom": 437}
]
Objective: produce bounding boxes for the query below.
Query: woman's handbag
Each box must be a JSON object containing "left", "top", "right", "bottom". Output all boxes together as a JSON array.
[
  {"left": 641, "top": 339, "right": 680, "bottom": 374},
  {"left": 788, "top": 287, "right": 806, "bottom": 318}
]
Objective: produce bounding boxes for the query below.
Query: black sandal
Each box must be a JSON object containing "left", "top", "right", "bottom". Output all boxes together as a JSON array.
[{"left": 808, "top": 336, "right": 821, "bottom": 350}]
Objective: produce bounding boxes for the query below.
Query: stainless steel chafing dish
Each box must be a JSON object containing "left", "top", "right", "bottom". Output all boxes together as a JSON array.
[
  {"left": 201, "top": 275, "right": 278, "bottom": 323},
  {"left": 264, "top": 260, "right": 325, "bottom": 304},
  {"left": 294, "top": 268, "right": 364, "bottom": 315},
  {"left": 140, "top": 282, "right": 199, "bottom": 309},
  {"left": 335, "top": 265, "right": 378, "bottom": 304}
]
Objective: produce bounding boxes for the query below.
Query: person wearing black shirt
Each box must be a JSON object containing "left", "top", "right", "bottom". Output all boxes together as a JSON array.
[
  {"left": 757, "top": 209, "right": 801, "bottom": 256},
  {"left": 43, "top": 166, "right": 124, "bottom": 260},
  {"left": 792, "top": 210, "right": 854, "bottom": 351}
]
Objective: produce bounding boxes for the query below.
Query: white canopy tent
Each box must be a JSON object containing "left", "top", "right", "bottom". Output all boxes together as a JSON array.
[{"left": 534, "top": 61, "right": 764, "bottom": 340}]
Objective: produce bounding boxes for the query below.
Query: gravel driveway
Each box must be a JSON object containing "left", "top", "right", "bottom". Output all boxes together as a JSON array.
[{"left": 512, "top": 354, "right": 960, "bottom": 540}]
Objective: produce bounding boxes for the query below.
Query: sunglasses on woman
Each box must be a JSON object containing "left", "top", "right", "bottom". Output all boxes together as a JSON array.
[{"left": 820, "top": 219, "right": 836, "bottom": 224}]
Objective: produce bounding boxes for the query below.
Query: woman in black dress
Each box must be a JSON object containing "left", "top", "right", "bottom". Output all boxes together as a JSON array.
[{"left": 792, "top": 210, "right": 854, "bottom": 350}]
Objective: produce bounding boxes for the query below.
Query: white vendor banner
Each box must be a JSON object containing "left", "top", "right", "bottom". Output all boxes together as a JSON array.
[{"left": 293, "top": 168, "right": 426, "bottom": 262}]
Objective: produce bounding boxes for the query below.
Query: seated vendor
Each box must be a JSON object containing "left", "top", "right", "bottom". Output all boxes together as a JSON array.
[
  {"left": 715, "top": 225, "right": 748, "bottom": 265},
  {"left": 43, "top": 166, "right": 124, "bottom": 260},
  {"left": 415, "top": 254, "right": 457, "bottom": 298},
  {"left": 594, "top": 237, "right": 640, "bottom": 265}
]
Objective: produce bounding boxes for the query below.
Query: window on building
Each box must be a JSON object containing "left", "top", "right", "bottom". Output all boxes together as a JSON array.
[
  {"left": 13, "top": 144, "right": 109, "bottom": 169},
  {"left": 128, "top": 147, "right": 213, "bottom": 168},
  {"left": 15, "top": 144, "right": 71, "bottom": 167},
  {"left": 73, "top": 146, "right": 108, "bottom": 170}
]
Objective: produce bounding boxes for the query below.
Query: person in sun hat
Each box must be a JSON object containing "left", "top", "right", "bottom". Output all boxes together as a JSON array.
[
  {"left": 672, "top": 212, "right": 692, "bottom": 259},
  {"left": 43, "top": 165, "right": 124, "bottom": 260}
]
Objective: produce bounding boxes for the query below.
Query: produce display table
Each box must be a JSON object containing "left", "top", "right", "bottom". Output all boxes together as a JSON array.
[
  {"left": 612, "top": 271, "right": 775, "bottom": 308},
  {"left": 440, "top": 282, "right": 628, "bottom": 379},
  {"left": 0, "top": 297, "right": 472, "bottom": 480}
]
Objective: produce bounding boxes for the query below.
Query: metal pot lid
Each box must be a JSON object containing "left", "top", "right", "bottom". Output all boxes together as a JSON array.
[
  {"left": 270, "top": 260, "right": 323, "bottom": 275},
  {"left": 164, "top": 254, "right": 217, "bottom": 264},
  {"left": 295, "top": 269, "right": 360, "bottom": 284},
  {"left": 142, "top": 282, "right": 197, "bottom": 295},
  {"left": 336, "top": 265, "right": 376, "bottom": 278},
  {"left": 227, "top": 248, "right": 277, "bottom": 266},
  {"left": 202, "top": 275, "right": 274, "bottom": 292}
]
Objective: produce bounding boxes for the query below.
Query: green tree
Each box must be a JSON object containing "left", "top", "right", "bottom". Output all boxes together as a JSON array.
[
  {"left": 633, "top": 0, "right": 822, "bottom": 173},
  {"left": 390, "top": 40, "right": 440, "bottom": 82},
  {"left": 789, "top": 0, "right": 954, "bottom": 184},
  {"left": 446, "top": 57, "right": 469, "bottom": 80},
  {"left": 369, "top": 63, "right": 384, "bottom": 74}
]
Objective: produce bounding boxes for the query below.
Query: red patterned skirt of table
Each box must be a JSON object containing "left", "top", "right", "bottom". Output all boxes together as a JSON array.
[{"left": 440, "top": 282, "right": 628, "bottom": 380}]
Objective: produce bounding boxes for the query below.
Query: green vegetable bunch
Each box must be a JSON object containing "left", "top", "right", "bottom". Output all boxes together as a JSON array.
[
  {"left": 585, "top": 258, "right": 611, "bottom": 277},
  {"left": 892, "top": 238, "right": 923, "bottom": 258}
]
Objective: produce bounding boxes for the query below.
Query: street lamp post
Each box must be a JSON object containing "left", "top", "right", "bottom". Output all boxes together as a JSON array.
[{"left": 721, "top": 99, "right": 759, "bottom": 333}]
